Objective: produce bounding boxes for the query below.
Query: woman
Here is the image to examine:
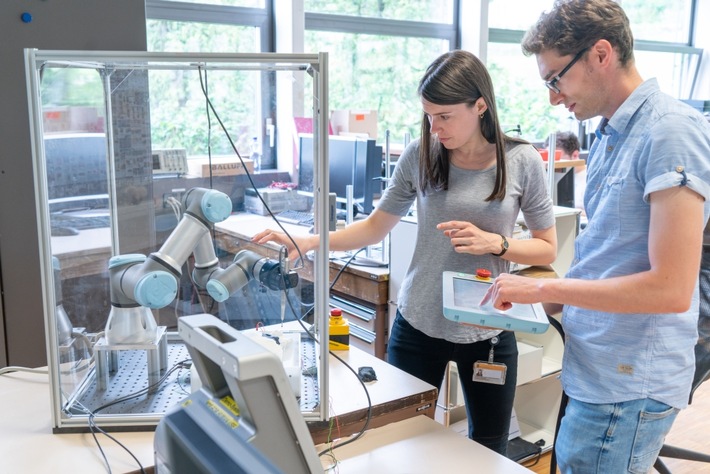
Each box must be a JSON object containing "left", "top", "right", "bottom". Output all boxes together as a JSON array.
[{"left": 253, "top": 50, "right": 556, "bottom": 455}]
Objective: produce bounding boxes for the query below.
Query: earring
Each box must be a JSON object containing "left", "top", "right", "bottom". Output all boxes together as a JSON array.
[{"left": 479, "top": 112, "right": 484, "bottom": 119}]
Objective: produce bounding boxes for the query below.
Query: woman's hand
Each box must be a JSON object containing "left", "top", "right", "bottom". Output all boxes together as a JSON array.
[
  {"left": 437, "top": 220, "right": 499, "bottom": 255},
  {"left": 251, "top": 229, "right": 314, "bottom": 262}
]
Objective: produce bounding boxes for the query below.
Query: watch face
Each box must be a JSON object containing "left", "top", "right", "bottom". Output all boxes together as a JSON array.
[{"left": 502, "top": 237, "right": 509, "bottom": 249}]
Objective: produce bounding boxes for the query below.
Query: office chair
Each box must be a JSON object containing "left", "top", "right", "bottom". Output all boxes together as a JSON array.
[{"left": 653, "top": 260, "right": 710, "bottom": 474}]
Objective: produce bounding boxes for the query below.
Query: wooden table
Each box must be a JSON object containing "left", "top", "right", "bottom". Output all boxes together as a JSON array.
[
  {"left": 51, "top": 227, "right": 112, "bottom": 280},
  {"left": 215, "top": 213, "right": 390, "bottom": 359},
  {"left": 307, "top": 345, "right": 438, "bottom": 445}
]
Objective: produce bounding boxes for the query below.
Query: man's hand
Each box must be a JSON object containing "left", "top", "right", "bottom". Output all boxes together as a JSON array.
[{"left": 481, "top": 273, "right": 545, "bottom": 311}]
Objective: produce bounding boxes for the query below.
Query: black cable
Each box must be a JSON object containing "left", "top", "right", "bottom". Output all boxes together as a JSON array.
[
  {"left": 546, "top": 314, "right": 567, "bottom": 474},
  {"left": 271, "top": 246, "right": 373, "bottom": 457},
  {"left": 85, "top": 359, "right": 192, "bottom": 474},
  {"left": 187, "top": 76, "right": 374, "bottom": 457},
  {"left": 317, "top": 348, "right": 373, "bottom": 457},
  {"left": 196, "top": 67, "right": 305, "bottom": 267}
]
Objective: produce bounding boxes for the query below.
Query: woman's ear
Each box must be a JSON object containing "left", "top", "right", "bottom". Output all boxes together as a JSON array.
[{"left": 475, "top": 98, "right": 488, "bottom": 115}]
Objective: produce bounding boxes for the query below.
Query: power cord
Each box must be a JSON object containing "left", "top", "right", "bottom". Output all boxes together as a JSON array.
[
  {"left": 0, "top": 366, "right": 49, "bottom": 376},
  {"left": 81, "top": 358, "right": 192, "bottom": 474},
  {"left": 196, "top": 67, "right": 306, "bottom": 268}
]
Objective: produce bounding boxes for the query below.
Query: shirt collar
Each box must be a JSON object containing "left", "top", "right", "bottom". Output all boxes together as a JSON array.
[{"left": 597, "top": 78, "right": 659, "bottom": 138}]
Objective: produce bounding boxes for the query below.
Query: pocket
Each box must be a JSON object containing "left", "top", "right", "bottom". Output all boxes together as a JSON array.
[
  {"left": 628, "top": 401, "right": 679, "bottom": 474},
  {"left": 587, "top": 175, "right": 623, "bottom": 237}
]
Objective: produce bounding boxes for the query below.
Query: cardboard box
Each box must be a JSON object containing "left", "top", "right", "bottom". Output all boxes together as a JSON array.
[
  {"left": 330, "top": 109, "right": 378, "bottom": 139},
  {"left": 245, "top": 187, "right": 310, "bottom": 215},
  {"left": 187, "top": 156, "right": 254, "bottom": 177}
]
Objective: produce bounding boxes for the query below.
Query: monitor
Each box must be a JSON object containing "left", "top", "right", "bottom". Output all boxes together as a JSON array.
[
  {"left": 44, "top": 133, "right": 109, "bottom": 211},
  {"left": 154, "top": 313, "right": 322, "bottom": 474},
  {"left": 298, "top": 134, "right": 382, "bottom": 214}
]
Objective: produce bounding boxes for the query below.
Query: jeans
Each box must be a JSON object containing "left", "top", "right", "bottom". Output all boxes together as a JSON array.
[
  {"left": 387, "top": 311, "right": 518, "bottom": 455},
  {"left": 556, "top": 397, "right": 679, "bottom": 474}
]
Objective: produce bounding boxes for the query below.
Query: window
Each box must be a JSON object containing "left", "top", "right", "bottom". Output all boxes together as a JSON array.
[
  {"left": 305, "top": 0, "right": 454, "bottom": 23},
  {"left": 304, "top": 0, "right": 458, "bottom": 144},
  {"left": 145, "top": 1, "right": 275, "bottom": 168},
  {"left": 487, "top": 0, "right": 702, "bottom": 143}
]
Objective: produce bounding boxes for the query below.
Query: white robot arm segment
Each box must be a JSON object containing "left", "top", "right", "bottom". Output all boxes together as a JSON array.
[{"left": 106, "top": 187, "right": 299, "bottom": 344}]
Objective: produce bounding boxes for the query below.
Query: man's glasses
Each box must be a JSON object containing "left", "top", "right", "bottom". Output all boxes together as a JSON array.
[{"left": 545, "top": 48, "right": 589, "bottom": 94}]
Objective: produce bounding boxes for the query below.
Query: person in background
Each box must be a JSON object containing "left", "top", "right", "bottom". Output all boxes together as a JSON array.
[
  {"left": 555, "top": 131, "right": 580, "bottom": 161},
  {"left": 483, "top": 1, "right": 710, "bottom": 472},
  {"left": 253, "top": 49, "right": 557, "bottom": 456},
  {"left": 553, "top": 131, "right": 586, "bottom": 215}
]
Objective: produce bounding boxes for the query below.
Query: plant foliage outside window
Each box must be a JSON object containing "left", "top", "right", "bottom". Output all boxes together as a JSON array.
[
  {"left": 305, "top": 30, "right": 449, "bottom": 143},
  {"left": 146, "top": 20, "right": 260, "bottom": 159}
]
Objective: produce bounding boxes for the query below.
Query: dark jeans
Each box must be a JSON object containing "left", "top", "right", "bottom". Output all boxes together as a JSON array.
[{"left": 388, "top": 311, "right": 518, "bottom": 456}]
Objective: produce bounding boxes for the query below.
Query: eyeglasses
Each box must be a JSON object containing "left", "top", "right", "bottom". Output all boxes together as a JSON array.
[{"left": 544, "top": 48, "right": 589, "bottom": 94}]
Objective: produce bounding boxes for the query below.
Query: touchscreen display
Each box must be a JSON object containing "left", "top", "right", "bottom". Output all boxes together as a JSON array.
[{"left": 452, "top": 277, "right": 539, "bottom": 321}]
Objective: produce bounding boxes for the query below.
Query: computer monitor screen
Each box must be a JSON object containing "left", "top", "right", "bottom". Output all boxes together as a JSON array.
[
  {"left": 298, "top": 134, "right": 382, "bottom": 214},
  {"left": 44, "top": 133, "right": 109, "bottom": 208}
]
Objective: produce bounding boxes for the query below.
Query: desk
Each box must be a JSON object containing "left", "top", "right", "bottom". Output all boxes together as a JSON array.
[
  {"left": 51, "top": 227, "right": 111, "bottom": 280},
  {"left": 316, "top": 415, "right": 532, "bottom": 473},
  {"left": 0, "top": 370, "right": 154, "bottom": 474},
  {"left": 308, "top": 346, "right": 437, "bottom": 444},
  {"left": 548, "top": 158, "right": 585, "bottom": 170},
  {"left": 0, "top": 370, "right": 528, "bottom": 474},
  {"left": 546, "top": 158, "right": 586, "bottom": 208},
  {"left": 215, "top": 213, "right": 390, "bottom": 359}
]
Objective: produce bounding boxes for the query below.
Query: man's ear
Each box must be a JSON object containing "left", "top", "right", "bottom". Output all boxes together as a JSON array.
[{"left": 591, "top": 39, "right": 614, "bottom": 68}]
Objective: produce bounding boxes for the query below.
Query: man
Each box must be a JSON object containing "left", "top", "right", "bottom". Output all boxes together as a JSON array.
[
  {"left": 483, "top": 1, "right": 710, "bottom": 472},
  {"left": 549, "top": 131, "right": 586, "bottom": 214},
  {"left": 554, "top": 131, "right": 580, "bottom": 161}
]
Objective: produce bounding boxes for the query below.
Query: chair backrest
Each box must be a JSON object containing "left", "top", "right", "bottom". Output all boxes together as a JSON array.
[{"left": 692, "top": 245, "right": 710, "bottom": 403}]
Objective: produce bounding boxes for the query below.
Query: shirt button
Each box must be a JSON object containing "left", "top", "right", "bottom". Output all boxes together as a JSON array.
[{"left": 607, "top": 145, "right": 613, "bottom": 152}]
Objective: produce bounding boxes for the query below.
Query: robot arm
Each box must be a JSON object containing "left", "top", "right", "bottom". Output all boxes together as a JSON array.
[
  {"left": 112, "top": 187, "right": 233, "bottom": 309},
  {"left": 106, "top": 187, "right": 298, "bottom": 344},
  {"left": 197, "top": 248, "right": 299, "bottom": 303}
]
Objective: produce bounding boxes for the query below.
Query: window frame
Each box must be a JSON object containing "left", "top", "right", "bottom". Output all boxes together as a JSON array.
[{"left": 145, "top": 0, "right": 277, "bottom": 167}]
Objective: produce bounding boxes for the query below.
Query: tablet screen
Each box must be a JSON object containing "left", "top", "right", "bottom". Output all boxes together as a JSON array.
[{"left": 452, "top": 276, "right": 540, "bottom": 321}]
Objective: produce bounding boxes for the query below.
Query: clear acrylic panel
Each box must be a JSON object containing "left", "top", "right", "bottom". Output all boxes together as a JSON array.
[{"left": 27, "top": 50, "right": 330, "bottom": 431}]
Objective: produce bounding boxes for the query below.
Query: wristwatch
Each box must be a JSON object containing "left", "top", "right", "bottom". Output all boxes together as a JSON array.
[{"left": 492, "top": 235, "right": 509, "bottom": 257}]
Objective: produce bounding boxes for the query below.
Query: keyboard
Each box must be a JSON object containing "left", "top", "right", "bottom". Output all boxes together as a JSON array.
[
  {"left": 274, "top": 210, "right": 314, "bottom": 227},
  {"left": 50, "top": 213, "right": 111, "bottom": 236}
]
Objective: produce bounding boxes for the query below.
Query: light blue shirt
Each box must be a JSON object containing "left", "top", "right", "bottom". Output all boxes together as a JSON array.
[{"left": 563, "top": 79, "right": 710, "bottom": 409}]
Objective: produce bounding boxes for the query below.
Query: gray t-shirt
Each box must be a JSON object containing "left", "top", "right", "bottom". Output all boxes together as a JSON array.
[{"left": 378, "top": 139, "right": 555, "bottom": 343}]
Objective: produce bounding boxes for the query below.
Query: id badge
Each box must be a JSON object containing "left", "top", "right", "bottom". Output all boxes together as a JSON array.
[{"left": 473, "top": 361, "right": 507, "bottom": 385}]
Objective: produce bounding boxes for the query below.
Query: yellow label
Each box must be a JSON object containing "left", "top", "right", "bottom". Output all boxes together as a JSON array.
[
  {"left": 206, "top": 399, "right": 239, "bottom": 429},
  {"left": 220, "top": 395, "right": 240, "bottom": 416}
]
